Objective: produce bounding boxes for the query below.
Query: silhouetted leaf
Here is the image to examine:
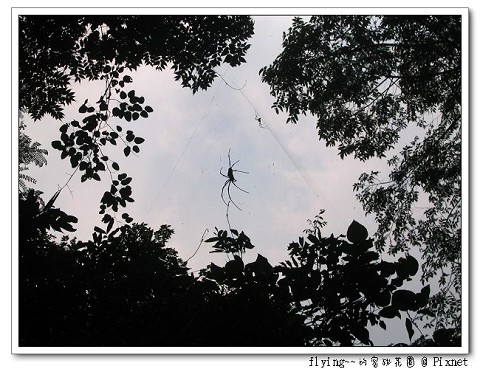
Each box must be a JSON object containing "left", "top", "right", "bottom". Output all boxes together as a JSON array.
[
  {"left": 307, "top": 234, "right": 319, "bottom": 245},
  {"left": 79, "top": 161, "right": 88, "bottom": 171},
  {"left": 205, "top": 237, "right": 219, "bottom": 243},
  {"left": 405, "top": 318, "right": 414, "bottom": 341},
  {"left": 51, "top": 140, "right": 63, "bottom": 149},
  {"left": 106, "top": 217, "right": 114, "bottom": 233},
  {"left": 94, "top": 226, "right": 105, "bottom": 234},
  {"left": 208, "top": 263, "right": 224, "bottom": 282},
  {"left": 392, "top": 289, "right": 417, "bottom": 311},
  {"left": 352, "top": 325, "right": 371, "bottom": 345},
  {"left": 126, "top": 133, "right": 134, "bottom": 142},
  {"left": 225, "top": 256, "right": 244, "bottom": 279},
  {"left": 112, "top": 107, "right": 121, "bottom": 116},
  {"left": 415, "top": 284, "right": 430, "bottom": 308},
  {"left": 391, "top": 277, "right": 405, "bottom": 288},
  {"left": 375, "top": 290, "right": 391, "bottom": 307},
  {"left": 248, "top": 253, "right": 273, "bottom": 277},
  {"left": 396, "top": 255, "right": 419, "bottom": 279},
  {"left": 379, "top": 306, "right": 401, "bottom": 319},
  {"left": 347, "top": 220, "right": 368, "bottom": 243},
  {"left": 379, "top": 261, "right": 396, "bottom": 277}
]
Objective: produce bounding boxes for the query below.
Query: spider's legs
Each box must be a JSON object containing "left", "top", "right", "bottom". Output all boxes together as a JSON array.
[
  {"left": 228, "top": 148, "right": 233, "bottom": 168},
  {"left": 231, "top": 158, "right": 247, "bottom": 174},
  {"left": 221, "top": 180, "right": 230, "bottom": 206},
  {"left": 220, "top": 149, "right": 247, "bottom": 211},
  {"left": 232, "top": 169, "right": 248, "bottom": 174},
  {"left": 232, "top": 181, "right": 249, "bottom": 194},
  {"left": 220, "top": 167, "right": 229, "bottom": 178},
  {"left": 227, "top": 182, "right": 242, "bottom": 211}
]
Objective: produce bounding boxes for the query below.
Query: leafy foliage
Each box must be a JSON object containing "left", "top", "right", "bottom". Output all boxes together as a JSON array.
[
  {"left": 205, "top": 227, "right": 255, "bottom": 257},
  {"left": 18, "top": 15, "right": 462, "bottom": 348},
  {"left": 20, "top": 15, "right": 254, "bottom": 121},
  {"left": 20, "top": 194, "right": 456, "bottom": 346},
  {"left": 19, "top": 192, "right": 303, "bottom": 346},
  {"left": 353, "top": 129, "right": 461, "bottom": 332},
  {"left": 19, "top": 15, "right": 254, "bottom": 232},
  {"left": 260, "top": 15, "right": 460, "bottom": 161},
  {"left": 19, "top": 117, "right": 48, "bottom": 193},
  {"left": 260, "top": 15, "right": 461, "bottom": 333},
  {"left": 198, "top": 250, "right": 310, "bottom": 346},
  {"left": 19, "top": 192, "right": 193, "bottom": 346},
  {"left": 202, "top": 219, "right": 439, "bottom": 346},
  {"left": 276, "top": 220, "right": 429, "bottom": 346},
  {"left": 19, "top": 190, "right": 78, "bottom": 242}
]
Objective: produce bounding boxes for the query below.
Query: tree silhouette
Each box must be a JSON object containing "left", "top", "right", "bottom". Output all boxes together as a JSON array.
[
  {"left": 20, "top": 196, "right": 449, "bottom": 346},
  {"left": 260, "top": 15, "right": 461, "bottom": 337},
  {"left": 20, "top": 15, "right": 254, "bottom": 121},
  {"left": 17, "top": 15, "right": 461, "bottom": 348},
  {"left": 19, "top": 189, "right": 304, "bottom": 347},
  {"left": 19, "top": 191, "right": 194, "bottom": 346},
  {"left": 18, "top": 113, "right": 48, "bottom": 193},
  {"left": 277, "top": 219, "right": 431, "bottom": 346},
  {"left": 19, "top": 15, "right": 255, "bottom": 230}
]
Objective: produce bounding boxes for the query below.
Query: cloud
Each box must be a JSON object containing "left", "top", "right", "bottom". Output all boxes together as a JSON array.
[
  {"left": 20, "top": 15, "right": 395, "bottom": 273},
  {"left": 21, "top": 15, "right": 382, "bottom": 273}
]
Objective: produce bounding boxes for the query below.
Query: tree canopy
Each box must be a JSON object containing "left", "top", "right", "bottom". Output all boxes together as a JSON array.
[
  {"left": 17, "top": 14, "right": 463, "bottom": 348},
  {"left": 21, "top": 189, "right": 445, "bottom": 347},
  {"left": 260, "top": 15, "right": 462, "bottom": 334},
  {"left": 19, "top": 15, "right": 255, "bottom": 232},
  {"left": 260, "top": 15, "right": 460, "bottom": 160},
  {"left": 19, "top": 114, "right": 48, "bottom": 193},
  {"left": 20, "top": 15, "right": 254, "bottom": 121}
]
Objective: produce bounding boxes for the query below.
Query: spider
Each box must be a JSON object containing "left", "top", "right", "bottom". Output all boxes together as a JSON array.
[{"left": 220, "top": 148, "right": 249, "bottom": 210}]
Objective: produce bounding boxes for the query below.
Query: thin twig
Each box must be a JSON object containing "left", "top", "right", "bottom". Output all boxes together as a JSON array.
[
  {"left": 225, "top": 201, "right": 233, "bottom": 232},
  {"left": 186, "top": 228, "right": 209, "bottom": 263}
]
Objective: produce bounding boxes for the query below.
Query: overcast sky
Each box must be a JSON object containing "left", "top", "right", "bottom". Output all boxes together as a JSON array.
[
  {"left": 20, "top": 13, "right": 463, "bottom": 347},
  {"left": 24, "top": 15, "right": 392, "bottom": 268}
]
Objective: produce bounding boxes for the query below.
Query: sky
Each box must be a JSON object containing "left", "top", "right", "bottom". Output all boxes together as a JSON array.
[
  {"left": 23, "top": 15, "right": 390, "bottom": 273},
  {"left": 15, "top": 9, "right": 470, "bottom": 352},
  {"left": 17, "top": 13, "right": 438, "bottom": 348}
]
